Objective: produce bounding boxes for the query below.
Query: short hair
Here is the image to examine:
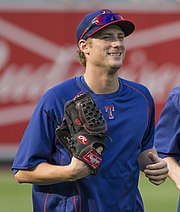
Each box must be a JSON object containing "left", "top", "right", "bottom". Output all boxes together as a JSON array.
[
  {"left": 77, "top": 38, "right": 92, "bottom": 67},
  {"left": 77, "top": 49, "right": 86, "bottom": 67}
]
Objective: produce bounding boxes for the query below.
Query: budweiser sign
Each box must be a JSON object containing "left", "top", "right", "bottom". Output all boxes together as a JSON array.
[{"left": 0, "top": 8, "right": 179, "bottom": 159}]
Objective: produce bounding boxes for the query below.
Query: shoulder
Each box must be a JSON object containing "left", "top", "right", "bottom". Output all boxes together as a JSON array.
[
  {"left": 168, "top": 86, "right": 180, "bottom": 100},
  {"left": 31, "top": 77, "right": 82, "bottom": 124},
  {"left": 121, "top": 78, "right": 154, "bottom": 103},
  {"left": 47, "top": 77, "right": 78, "bottom": 96},
  {"left": 166, "top": 85, "right": 180, "bottom": 112},
  {"left": 31, "top": 77, "right": 82, "bottom": 114},
  {"left": 170, "top": 85, "right": 180, "bottom": 95},
  {"left": 41, "top": 77, "right": 81, "bottom": 103}
]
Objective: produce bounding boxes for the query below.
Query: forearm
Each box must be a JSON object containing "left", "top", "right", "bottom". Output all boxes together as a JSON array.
[
  {"left": 14, "top": 158, "right": 91, "bottom": 185},
  {"left": 14, "top": 162, "right": 74, "bottom": 185},
  {"left": 163, "top": 157, "right": 180, "bottom": 190}
]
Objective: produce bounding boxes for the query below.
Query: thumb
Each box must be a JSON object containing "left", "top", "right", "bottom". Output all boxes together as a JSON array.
[
  {"left": 96, "top": 146, "right": 104, "bottom": 155},
  {"left": 148, "top": 152, "right": 160, "bottom": 164}
]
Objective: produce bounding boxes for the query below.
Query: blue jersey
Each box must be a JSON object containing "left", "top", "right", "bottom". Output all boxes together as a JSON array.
[
  {"left": 12, "top": 76, "right": 155, "bottom": 212},
  {"left": 154, "top": 86, "right": 180, "bottom": 212},
  {"left": 155, "top": 86, "right": 180, "bottom": 161}
]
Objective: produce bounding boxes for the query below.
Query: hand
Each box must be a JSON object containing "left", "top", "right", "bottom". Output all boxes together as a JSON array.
[
  {"left": 68, "top": 146, "right": 103, "bottom": 181},
  {"left": 144, "top": 152, "right": 168, "bottom": 185},
  {"left": 68, "top": 156, "right": 92, "bottom": 181}
]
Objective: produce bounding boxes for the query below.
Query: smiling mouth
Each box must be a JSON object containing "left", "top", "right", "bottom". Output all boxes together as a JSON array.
[{"left": 108, "top": 52, "right": 122, "bottom": 57}]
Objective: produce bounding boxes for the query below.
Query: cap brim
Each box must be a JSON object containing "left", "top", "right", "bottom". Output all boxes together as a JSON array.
[
  {"left": 116, "top": 20, "right": 135, "bottom": 37},
  {"left": 88, "top": 19, "right": 135, "bottom": 38}
]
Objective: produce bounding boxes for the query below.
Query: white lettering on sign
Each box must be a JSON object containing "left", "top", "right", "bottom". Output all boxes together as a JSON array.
[
  {"left": 0, "top": 40, "right": 77, "bottom": 103},
  {"left": 120, "top": 50, "right": 180, "bottom": 103},
  {"left": 0, "top": 44, "right": 179, "bottom": 105}
]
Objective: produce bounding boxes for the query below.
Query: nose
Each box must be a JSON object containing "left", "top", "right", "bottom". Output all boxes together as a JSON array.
[{"left": 111, "top": 38, "right": 123, "bottom": 48}]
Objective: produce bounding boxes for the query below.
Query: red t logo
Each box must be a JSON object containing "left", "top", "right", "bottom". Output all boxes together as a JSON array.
[{"left": 105, "top": 105, "right": 114, "bottom": 119}]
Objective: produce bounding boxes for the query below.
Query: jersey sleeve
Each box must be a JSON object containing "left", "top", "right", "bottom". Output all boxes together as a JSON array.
[
  {"left": 154, "top": 88, "right": 180, "bottom": 161},
  {"left": 123, "top": 79, "right": 156, "bottom": 152},
  {"left": 12, "top": 89, "right": 64, "bottom": 173}
]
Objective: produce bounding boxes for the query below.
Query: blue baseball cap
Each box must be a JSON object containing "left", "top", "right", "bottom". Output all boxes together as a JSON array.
[{"left": 76, "top": 9, "right": 135, "bottom": 44}]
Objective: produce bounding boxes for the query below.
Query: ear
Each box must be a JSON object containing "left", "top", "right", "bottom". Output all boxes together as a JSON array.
[{"left": 78, "top": 39, "right": 90, "bottom": 55}]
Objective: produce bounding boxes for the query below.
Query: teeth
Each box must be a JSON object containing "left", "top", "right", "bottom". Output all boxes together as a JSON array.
[{"left": 110, "top": 53, "right": 121, "bottom": 56}]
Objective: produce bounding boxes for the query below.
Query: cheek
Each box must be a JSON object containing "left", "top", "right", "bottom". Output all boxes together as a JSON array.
[
  {"left": 122, "top": 50, "right": 126, "bottom": 60},
  {"left": 91, "top": 48, "right": 104, "bottom": 57},
  {"left": 120, "top": 44, "right": 126, "bottom": 59}
]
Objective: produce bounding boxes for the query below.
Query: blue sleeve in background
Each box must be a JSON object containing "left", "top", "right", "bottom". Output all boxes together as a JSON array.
[{"left": 154, "top": 86, "right": 180, "bottom": 161}]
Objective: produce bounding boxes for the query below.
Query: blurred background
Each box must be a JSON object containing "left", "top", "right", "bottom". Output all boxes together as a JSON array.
[{"left": 0, "top": 0, "right": 180, "bottom": 211}]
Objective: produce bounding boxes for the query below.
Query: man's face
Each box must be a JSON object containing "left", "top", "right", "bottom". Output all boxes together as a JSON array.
[{"left": 86, "top": 24, "right": 126, "bottom": 71}]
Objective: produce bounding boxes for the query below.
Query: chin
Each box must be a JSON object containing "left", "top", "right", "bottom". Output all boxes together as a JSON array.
[
  {"left": 111, "top": 63, "right": 122, "bottom": 70},
  {"left": 108, "top": 67, "right": 120, "bottom": 75}
]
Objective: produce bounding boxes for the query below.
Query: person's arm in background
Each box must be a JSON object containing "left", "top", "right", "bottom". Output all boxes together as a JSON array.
[
  {"left": 154, "top": 86, "right": 180, "bottom": 190},
  {"left": 163, "top": 157, "right": 180, "bottom": 190}
]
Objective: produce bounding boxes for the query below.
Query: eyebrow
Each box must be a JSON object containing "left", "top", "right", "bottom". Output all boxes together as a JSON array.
[
  {"left": 100, "top": 32, "right": 125, "bottom": 36},
  {"left": 99, "top": 32, "right": 125, "bottom": 36},
  {"left": 91, "top": 30, "right": 125, "bottom": 39}
]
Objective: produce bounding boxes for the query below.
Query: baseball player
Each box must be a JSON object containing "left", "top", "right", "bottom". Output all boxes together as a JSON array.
[
  {"left": 154, "top": 86, "right": 180, "bottom": 212},
  {"left": 12, "top": 9, "right": 168, "bottom": 211}
]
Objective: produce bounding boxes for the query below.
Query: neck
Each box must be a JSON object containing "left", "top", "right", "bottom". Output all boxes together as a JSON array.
[{"left": 83, "top": 68, "right": 120, "bottom": 94}]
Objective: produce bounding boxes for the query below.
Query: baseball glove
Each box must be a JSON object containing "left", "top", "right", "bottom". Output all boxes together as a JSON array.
[{"left": 56, "top": 92, "right": 107, "bottom": 175}]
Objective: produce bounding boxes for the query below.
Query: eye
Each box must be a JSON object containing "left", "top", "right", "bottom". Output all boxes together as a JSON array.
[
  {"left": 118, "top": 35, "right": 124, "bottom": 41},
  {"left": 102, "top": 35, "right": 114, "bottom": 41},
  {"left": 101, "top": 34, "right": 124, "bottom": 42},
  {"left": 102, "top": 35, "right": 111, "bottom": 40}
]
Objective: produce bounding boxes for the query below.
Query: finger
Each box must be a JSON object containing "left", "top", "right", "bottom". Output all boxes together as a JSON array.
[
  {"left": 145, "top": 172, "right": 168, "bottom": 180},
  {"left": 96, "top": 146, "right": 104, "bottom": 154},
  {"left": 148, "top": 152, "right": 160, "bottom": 163},
  {"left": 145, "top": 174, "right": 167, "bottom": 186},
  {"left": 146, "top": 159, "right": 168, "bottom": 170},
  {"left": 144, "top": 167, "right": 168, "bottom": 176},
  {"left": 148, "top": 179, "right": 165, "bottom": 186}
]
